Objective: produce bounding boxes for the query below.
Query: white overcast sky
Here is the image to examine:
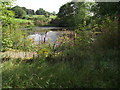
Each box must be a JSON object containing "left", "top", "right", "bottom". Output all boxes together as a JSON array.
[
  {"left": 13, "top": 0, "right": 119, "bottom": 13},
  {"left": 13, "top": 0, "right": 72, "bottom": 13}
]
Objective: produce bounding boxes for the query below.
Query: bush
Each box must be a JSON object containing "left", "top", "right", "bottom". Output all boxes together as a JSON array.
[
  {"left": 12, "top": 6, "right": 26, "bottom": 19},
  {"left": 93, "top": 18, "right": 120, "bottom": 50}
]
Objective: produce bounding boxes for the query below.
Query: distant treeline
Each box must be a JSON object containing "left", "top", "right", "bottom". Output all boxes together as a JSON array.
[{"left": 11, "top": 5, "right": 56, "bottom": 18}]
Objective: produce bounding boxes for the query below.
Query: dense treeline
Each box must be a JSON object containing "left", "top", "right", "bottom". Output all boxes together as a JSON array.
[
  {"left": 11, "top": 5, "right": 56, "bottom": 19},
  {"left": 50, "top": 2, "right": 120, "bottom": 27}
]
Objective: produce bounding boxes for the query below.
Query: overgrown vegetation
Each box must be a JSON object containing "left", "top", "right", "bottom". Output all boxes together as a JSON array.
[{"left": 1, "top": 0, "right": 120, "bottom": 88}]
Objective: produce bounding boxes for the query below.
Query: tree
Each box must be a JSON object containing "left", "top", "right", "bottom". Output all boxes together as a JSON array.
[
  {"left": 57, "top": 2, "right": 76, "bottom": 27},
  {"left": 21, "top": 7, "right": 35, "bottom": 15},
  {"left": 36, "top": 8, "right": 46, "bottom": 15},
  {"left": 21, "top": 7, "right": 27, "bottom": 12},
  {"left": 12, "top": 6, "right": 26, "bottom": 18},
  {"left": 57, "top": 2, "right": 93, "bottom": 27},
  {"left": 91, "top": 2, "right": 120, "bottom": 32},
  {"left": 92, "top": 2, "right": 120, "bottom": 19},
  {"left": 26, "top": 9, "right": 34, "bottom": 15},
  {"left": 91, "top": 2, "right": 120, "bottom": 49}
]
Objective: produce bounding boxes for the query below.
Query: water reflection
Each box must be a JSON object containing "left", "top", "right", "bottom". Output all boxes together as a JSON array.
[{"left": 28, "top": 31, "right": 58, "bottom": 43}]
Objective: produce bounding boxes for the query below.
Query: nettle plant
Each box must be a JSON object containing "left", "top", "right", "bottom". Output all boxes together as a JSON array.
[
  {"left": 1, "top": 1, "right": 32, "bottom": 52},
  {"left": 1, "top": 1, "right": 15, "bottom": 51}
]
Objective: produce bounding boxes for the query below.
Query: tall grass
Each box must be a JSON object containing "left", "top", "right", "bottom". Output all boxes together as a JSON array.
[{"left": 2, "top": 48, "right": 119, "bottom": 88}]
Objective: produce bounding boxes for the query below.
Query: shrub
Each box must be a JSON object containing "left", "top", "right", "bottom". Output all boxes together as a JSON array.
[{"left": 93, "top": 18, "right": 120, "bottom": 50}]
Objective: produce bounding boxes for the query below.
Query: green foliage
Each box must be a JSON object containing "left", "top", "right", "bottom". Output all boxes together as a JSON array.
[
  {"left": 0, "top": 1, "right": 14, "bottom": 26},
  {"left": 1, "top": 1, "right": 30, "bottom": 51},
  {"left": 22, "top": 15, "right": 56, "bottom": 26},
  {"left": 36, "top": 8, "right": 50, "bottom": 17},
  {"left": 11, "top": 6, "right": 35, "bottom": 16},
  {"left": 13, "top": 18, "right": 33, "bottom": 23},
  {"left": 93, "top": 17, "right": 120, "bottom": 50},
  {"left": 30, "top": 15, "right": 51, "bottom": 26},
  {"left": 37, "top": 45, "right": 51, "bottom": 60},
  {"left": 16, "top": 38, "right": 36, "bottom": 52},
  {"left": 75, "top": 31, "right": 92, "bottom": 49},
  {"left": 57, "top": 2, "right": 94, "bottom": 27},
  {"left": 13, "top": 18, "right": 34, "bottom": 27},
  {"left": 2, "top": 48, "right": 120, "bottom": 88},
  {"left": 2, "top": 37, "right": 13, "bottom": 51},
  {"left": 12, "top": 6, "right": 26, "bottom": 18},
  {"left": 1, "top": 1, "right": 15, "bottom": 51},
  {"left": 22, "top": 7, "right": 35, "bottom": 15},
  {"left": 57, "top": 2, "right": 76, "bottom": 27},
  {"left": 1, "top": 1, "right": 120, "bottom": 88},
  {"left": 92, "top": 2, "right": 120, "bottom": 19},
  {"left": 49, "top": 15, "right": 57, "bottom": 19}
]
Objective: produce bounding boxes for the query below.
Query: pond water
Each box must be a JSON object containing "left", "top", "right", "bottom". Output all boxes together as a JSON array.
[{"left": 26, "top": 27, "right": 67, "bottom": 44}]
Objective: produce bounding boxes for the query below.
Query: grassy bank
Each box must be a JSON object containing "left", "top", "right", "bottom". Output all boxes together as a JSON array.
[
  {"left": 12, "top": 15, "right": 57, "bottom": 28},
  {"left": 2, "top": 48, "right": 120, "bottom": 88}
]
